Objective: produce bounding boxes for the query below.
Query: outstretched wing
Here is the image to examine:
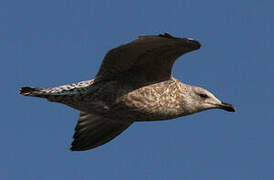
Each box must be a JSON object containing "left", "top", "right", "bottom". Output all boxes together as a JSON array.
[
  {"left": 95, "top": 33, "right": 201, "bottom": 84},
  {"left": 71, "top": 111, "right": 132, "bottom": 151}
]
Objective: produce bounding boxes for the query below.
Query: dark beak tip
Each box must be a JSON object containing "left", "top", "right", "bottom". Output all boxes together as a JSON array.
[
  {"left": 221, "top": 102, "right": 236, "bottom": 112},
  {"left": 228, "top": 106, "right": 236, "bottom": 112}
]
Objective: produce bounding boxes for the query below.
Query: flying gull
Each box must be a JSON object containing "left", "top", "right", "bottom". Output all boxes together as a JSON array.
[{"left": 20, "top": 33, "right": 236, "bottom": 151}]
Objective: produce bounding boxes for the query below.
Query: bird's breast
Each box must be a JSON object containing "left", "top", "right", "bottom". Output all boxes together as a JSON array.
[{"left": 107, "top": 80, "right": 185, "bottom": 121}]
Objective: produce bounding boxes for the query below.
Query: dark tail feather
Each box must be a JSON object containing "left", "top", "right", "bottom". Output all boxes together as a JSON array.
[{"left": 19, "top": 87, "right": 47, "bottom": 97}]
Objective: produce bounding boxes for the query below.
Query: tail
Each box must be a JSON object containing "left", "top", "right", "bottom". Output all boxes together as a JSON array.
[
  {"left": 19, "top": 87, "right": 48, "bottom": 97},
  {"left": 19, "top": 80, "right": 94, "bottom": 100}
]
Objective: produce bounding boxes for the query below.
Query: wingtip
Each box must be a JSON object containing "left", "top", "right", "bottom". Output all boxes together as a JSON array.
[
  {"left": 70, "top": 144, "right": 78, "bottom": 151},
  {"left": 188, "top": 39, "right": 201, "bottom": 50},
  {"left": 138, "top": 33, "right": 177, "bottom": 40},
  {"left": 158, "top": 33, "right": 175, "bottom": 38},
  {"left": 70, "top": 145, "right": 91, "bottom": 151},
  {"left": 138, "top": 33, "right": 201, "bottom": 49}
]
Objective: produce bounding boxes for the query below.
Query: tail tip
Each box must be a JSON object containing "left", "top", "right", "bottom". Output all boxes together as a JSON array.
[{"left": 19, "top": 87, "right": 38, "bottom": 96}]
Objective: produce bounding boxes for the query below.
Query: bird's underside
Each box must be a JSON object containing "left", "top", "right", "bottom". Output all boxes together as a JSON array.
[
  {"left": 20, "top": 77, "right": 187, "bottom": 150},
  {"left": 20, "top": 33, "right": 235, "bottom": 151}
]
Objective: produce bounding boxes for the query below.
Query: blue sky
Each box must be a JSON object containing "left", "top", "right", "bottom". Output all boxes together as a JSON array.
[{"left": 1, "top": 0, "right": 273, "bottom": 179}]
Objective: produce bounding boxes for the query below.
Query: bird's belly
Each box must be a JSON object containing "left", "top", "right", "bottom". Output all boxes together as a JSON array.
[{"left": 108, "top": 106, "right": 181, "bottom": 122}]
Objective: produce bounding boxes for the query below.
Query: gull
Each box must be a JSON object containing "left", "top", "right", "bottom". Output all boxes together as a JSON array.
[{"left": 20, "top": 33, "right": 236, "bottom": 151}]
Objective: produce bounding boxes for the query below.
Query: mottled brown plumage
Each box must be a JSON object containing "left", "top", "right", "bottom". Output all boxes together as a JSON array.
[{"left": 20, "top": 33, "right": 236, "bottom": 151}]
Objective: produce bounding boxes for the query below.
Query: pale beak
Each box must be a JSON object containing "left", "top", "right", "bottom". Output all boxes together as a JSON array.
[{"left": 219, "top": 102, "right": 236, "bottom": 112}]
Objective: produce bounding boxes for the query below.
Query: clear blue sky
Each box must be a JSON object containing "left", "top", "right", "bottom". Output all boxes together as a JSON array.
[{"left": 1, "top": 0, "right": 273, "bottom": 179}]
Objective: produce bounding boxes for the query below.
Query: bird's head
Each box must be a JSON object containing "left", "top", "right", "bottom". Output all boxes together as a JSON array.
[{"left": 182, "top": 85, "right": 236, "bottom": 114}]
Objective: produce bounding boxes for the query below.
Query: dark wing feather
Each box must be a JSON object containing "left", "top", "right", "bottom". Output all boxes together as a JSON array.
[
  {"left": 95, "top": 33, "right": 201, "bottom": 84},
  {"left": 71, "top": 111, "right": 132, "bottom": 151}
]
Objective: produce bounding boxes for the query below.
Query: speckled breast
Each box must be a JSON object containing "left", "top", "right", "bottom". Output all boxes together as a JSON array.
[{"left": 104, "top": 79, "right": 185, "bottom": 122}]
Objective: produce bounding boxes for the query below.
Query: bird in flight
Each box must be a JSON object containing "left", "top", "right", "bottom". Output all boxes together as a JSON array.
[{"left": 20, "top": 33, "right": 236, "bottom": 151}]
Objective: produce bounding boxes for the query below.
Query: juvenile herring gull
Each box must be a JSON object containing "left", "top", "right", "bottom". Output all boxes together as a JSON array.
[{"left": 20, "top": 33, "right": 236, "bottom": 151}]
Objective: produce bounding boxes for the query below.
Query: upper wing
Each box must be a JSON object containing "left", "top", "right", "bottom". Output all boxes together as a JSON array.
[
  {"left": 71, "top": 111, "right": 132, "bottom": 151},
  {"left": 95, "top": 33, "right": 201, "bottom": 84}
]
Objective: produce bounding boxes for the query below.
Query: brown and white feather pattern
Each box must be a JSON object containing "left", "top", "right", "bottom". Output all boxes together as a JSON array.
[
  {"left": 98, "top": 78, "right": 188, "bottom": 122},
  {"left": 20, "top": 33, "right": 235, "bottom": 151},
  {"left": 20, "top": 80, "right": 94, "bottom": 110},
  {"left": 20, "top": 80, "right": 93, "bottom": 98}
]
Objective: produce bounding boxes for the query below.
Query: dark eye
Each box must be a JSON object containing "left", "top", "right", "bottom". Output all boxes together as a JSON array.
[{"left": 199, "top": 93, "right": 208, "bottom": 98}]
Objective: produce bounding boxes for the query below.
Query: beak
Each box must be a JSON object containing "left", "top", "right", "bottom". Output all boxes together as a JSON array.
[{"left": 219, "top": 102, "right": 236, "bottom": 112}]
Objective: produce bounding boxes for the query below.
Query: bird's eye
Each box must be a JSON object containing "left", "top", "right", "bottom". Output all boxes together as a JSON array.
[{"left": 199, "top": 93, "right": 208, "bottom": 98}]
